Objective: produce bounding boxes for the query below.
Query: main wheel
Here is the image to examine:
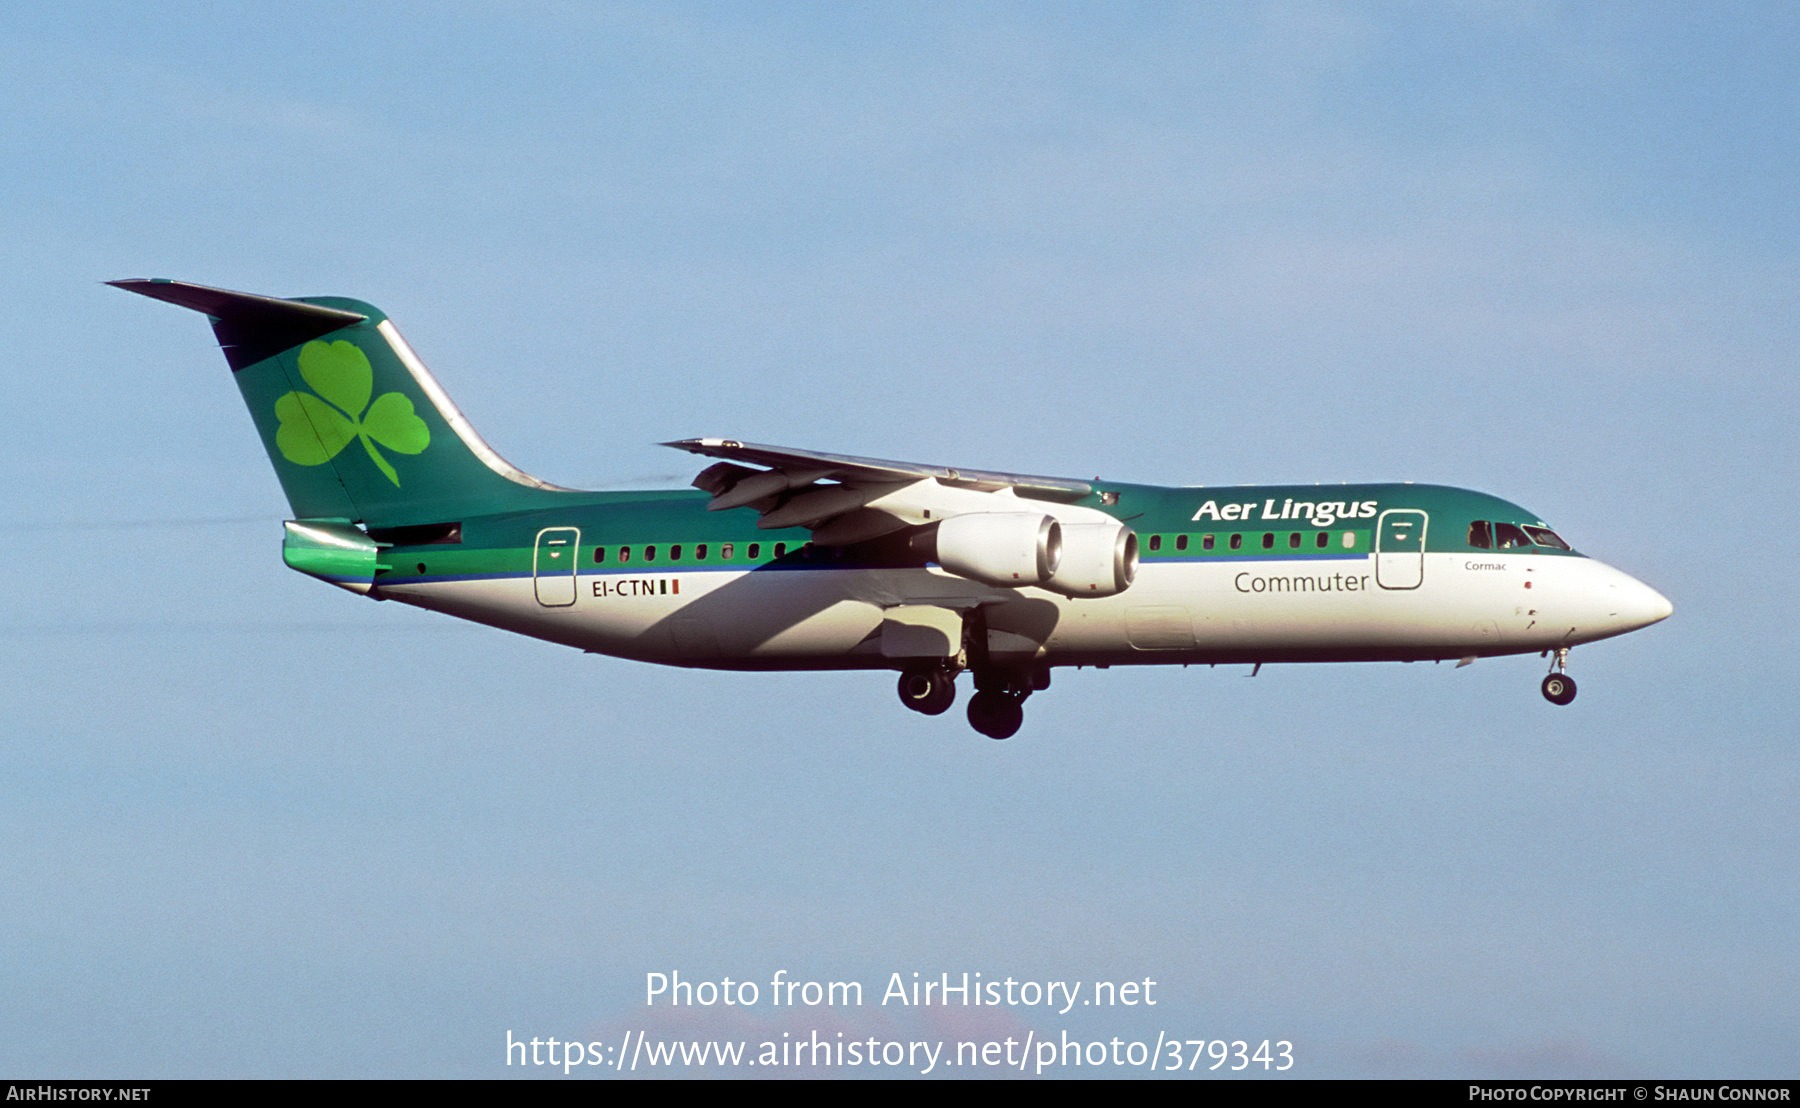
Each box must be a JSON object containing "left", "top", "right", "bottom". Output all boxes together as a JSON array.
[
  {"left": 898, "top": 668, "right": 956, "bottom": 715},
  {"left": 966, "top": 691, "right": 1023, "bottom": 740},
  {"left": 1541, "top": 673, "right": 1577, "bottom": 706}
]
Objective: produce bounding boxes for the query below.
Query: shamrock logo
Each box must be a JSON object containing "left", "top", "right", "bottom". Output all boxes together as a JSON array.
[{"left": 273, "top": 340, "right": 430, "bottom": 486}]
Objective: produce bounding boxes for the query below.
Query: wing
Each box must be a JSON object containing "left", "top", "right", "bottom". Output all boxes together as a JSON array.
[
  {"left": 661, "top": 438, "right": 1094, "bottom": 546},
  {"left": 662, "top": 439, "right": 1138, "bottom": 597}
]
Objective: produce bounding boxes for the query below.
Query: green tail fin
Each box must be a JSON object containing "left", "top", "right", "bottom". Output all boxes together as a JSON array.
[{"left": 112, "top": 279, "right": 578, "bottom": 528}]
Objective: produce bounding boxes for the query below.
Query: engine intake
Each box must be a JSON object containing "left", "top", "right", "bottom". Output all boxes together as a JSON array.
[
  {"left": 934, "top": 513, "right": 1062, "bottom": 588},
  {"left": 1045, "top": 521, "right": 1137, "bottom": 597}
]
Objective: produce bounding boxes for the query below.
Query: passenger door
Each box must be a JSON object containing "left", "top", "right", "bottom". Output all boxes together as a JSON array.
[
  {"left": 1376, "top": 510, "right": 1426, "bottom": 590},
  {"left": 533, "top": 527, "right": 580, "bottom": 607}
]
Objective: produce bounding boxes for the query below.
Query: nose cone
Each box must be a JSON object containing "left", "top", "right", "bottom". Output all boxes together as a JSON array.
[
  {"left": 1639, "top": 582, "right": 1675, "bottom": 626},
  {"left": 1604, "top": 564, "right": 1673, "bottom": 633},
  {"left": 1549, "top": 558, "right": 1673, "bottom": 645}
]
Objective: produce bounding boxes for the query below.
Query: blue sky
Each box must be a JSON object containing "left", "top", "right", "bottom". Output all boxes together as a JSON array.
[{"left": 2, "top": 1, "right": 1795, "bottom": 1078}]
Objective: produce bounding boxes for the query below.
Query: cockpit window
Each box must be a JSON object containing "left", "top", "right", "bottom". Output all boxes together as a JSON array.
[
  {"left": 1494, "top": 523, "right": 1533, "bottom": 549},
  {"left": 1467, "top": 521, "right": 1492, "bottom": 550},
  {"left": 1524, "top": 526, "right": 1571, "bottom": 551}
]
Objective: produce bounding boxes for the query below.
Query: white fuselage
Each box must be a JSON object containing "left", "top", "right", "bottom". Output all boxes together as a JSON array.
[{"left": 378, "top": 548, "right": 1671, "bottom": 672}]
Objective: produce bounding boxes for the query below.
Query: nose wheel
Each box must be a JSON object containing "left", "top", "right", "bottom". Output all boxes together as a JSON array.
[{"left": 1541, "top": 648, "right": 1577, "bottom": 705}]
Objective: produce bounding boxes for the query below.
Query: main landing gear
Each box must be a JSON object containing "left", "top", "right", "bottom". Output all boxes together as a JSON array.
[
  {"left": 895, "top": 663, "right": 1049, "bottom": 739},
  {"left": 1541, "top": 647, "right": 1577, "bottom": 706},
  {"left": 896, "top": 667, "right": 957, "bottom": 716},
  {"left": 966, "top": 688, "right": 1025, "bottom": 740},
  {"left": 966, "top": 666, "right": 1050, "bottom": 740}
]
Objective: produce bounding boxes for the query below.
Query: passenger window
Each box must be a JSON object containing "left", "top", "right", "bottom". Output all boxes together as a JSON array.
[
  {"left": 721, "top": 543, "right": 734, "bottom": 560},
  {"left": 1175, "top": 534, "right": 1188, "bottom": 551},
  {"left": 775, "top": 542, "right": 787, "bottom": 557},
  {"left": 695, "top": 543, "right": 708, "bottom": 560},
  {"left": 1148, "top": 535, "right": 1162, "bottom": 552},
  {"left": 593, "top": 547, "right": 606, "bottom": 564},
  {"left": 1342, "top": 531, "right": 1354, "bottom": 549},
  {"left": 1316, "top": 532, "right": 1328, "bottom": 549},
  {"left": 1468, "top": 521, "right": 1492, "bottom": 550},
  {"left": 670, "top": 544, "right": 682, "bottom": 560},
  {"left": 1288, "top": 532, "right": 1301, "bottom": 549},
  {"left": 619, "top": 547, "right": 631, "bottom": 563},
  {"left": 1229, "top": 534, "right": 1242, "bottom": 551},
  {"left": 1202, "top": 534, "right": 1215, "bottom": 551},
  {"left": 1262, "top": 533, "right": 1274, "bottom": 550},
  {"left": 749, "top": 543, "right": 761, "bottom": 559},
  {"left": 1523, "top": 526, "right": 1572, "bottom": 551},
  {"left": 645, "top": 545, "right": 657, "bottom": 561},
  {"left": 1495, "top": 523, "right": 1532, "bottom": 549}
]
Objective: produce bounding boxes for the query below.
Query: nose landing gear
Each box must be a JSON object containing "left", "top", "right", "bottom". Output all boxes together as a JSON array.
[{"left": 1541, "top": 647, "right": 1577, "bottom": 705}]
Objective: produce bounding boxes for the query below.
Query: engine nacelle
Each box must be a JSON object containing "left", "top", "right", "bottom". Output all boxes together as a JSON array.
[
  {"left": 1045, "top": 521, "right": 1138, "bottom": 597},
  {"left": 934, "top": 513, "right": 1062, "bottom": 588}
]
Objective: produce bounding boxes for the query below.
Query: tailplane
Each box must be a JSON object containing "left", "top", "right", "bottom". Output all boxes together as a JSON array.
[{"left": 112, "top": 279, "right": 578, "bottom": 528}]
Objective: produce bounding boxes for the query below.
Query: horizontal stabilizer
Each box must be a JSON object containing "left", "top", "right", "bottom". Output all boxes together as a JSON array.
[{"left": 109, "top": 279, "right": 367, "bottom": 371}]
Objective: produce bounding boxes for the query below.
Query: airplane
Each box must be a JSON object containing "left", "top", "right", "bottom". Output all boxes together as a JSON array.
[{"left": 112, "top": 278, "right": 1673, "bottom": 739}]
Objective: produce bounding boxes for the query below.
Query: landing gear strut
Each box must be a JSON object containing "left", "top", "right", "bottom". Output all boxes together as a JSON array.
[
  {"left": 932, "top": 607, "right": 1050, "bottom": 739},
  {"left": 1541, "top": 647, "right": 1577, "bottom": 706},
  {"left": 897, "top": 666, "right": 957, "bottom": 716}
]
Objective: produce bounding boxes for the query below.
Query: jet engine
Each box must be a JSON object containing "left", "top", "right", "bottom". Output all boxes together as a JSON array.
[
  {"left": 1045, "top": 520, "right": 1138, "bottom": 597},
  {"left": 933, "top": 513, "right": 1062, "bottom": 588}
]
